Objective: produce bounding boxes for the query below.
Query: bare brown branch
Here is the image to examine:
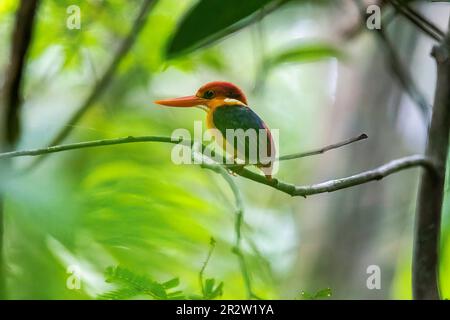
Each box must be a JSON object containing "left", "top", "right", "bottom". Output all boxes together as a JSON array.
[
  {"left": 1, "top": 0, "right": 40, "bottom": 146},
  {"left": 413, "top": 18, "right": 450, "bottom": 300},
  {"left": 376, "top": 28, "right": 431, "bottom": 121},
  {"left": 0, "top": 135, "right": 435, "bottom": 198}
]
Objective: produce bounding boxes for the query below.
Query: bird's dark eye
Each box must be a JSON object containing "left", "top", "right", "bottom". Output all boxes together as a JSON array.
[{"left": 203, "top": 90, "right": 215, "bottom": 99}]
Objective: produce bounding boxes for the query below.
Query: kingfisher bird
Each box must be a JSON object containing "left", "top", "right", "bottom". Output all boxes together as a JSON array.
[{"left": 154, "top": 81, "right": 275, "bottom": 180}]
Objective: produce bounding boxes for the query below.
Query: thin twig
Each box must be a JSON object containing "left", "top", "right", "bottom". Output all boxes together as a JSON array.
[
  {"left": 277, "top": 133, "right": 367, "bottom": 161},
  {"left": 0, "top": 133, "right": 367, "bottom": 161},
  {"left": 26, "top": 0, "right": 158, "bottom": 170},
  {"left": 200, "top": 162, "right": 261, "bottom": 299},
  {"left": 376, "top": 26, "right": 431, "bottom": 121},
  {"left": 0, "top": 135, "right": 436, "bottom": 198},
  {"left": 198, "top": 237, "right": 216, "bottom": 297},
  {"left": 388, "top": 0, "right": 444, "bottom": 42},
  {"left": 0, "top": 136, "right": 184, "bottom": 160},
  {"left": 352, "top": 0, "right": 431, "bottom": 121},
  {"left": 401, "top": 1, "right": 445, "bottom": 38}
]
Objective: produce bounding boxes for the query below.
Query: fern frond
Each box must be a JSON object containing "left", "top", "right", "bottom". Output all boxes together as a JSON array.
[
  {"left": 103, "top": 266, "right": 184, "bottom": 300},
  {"left": 105, "top": 266, "right": 167, "bottom": 299},
  {"left": 97, "top": 287, "right": 139, "bottom": 300}
]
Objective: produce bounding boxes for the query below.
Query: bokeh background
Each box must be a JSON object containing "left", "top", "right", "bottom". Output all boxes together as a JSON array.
[{"left": 0, "top": 0, "right": 449, "bottom": 299}]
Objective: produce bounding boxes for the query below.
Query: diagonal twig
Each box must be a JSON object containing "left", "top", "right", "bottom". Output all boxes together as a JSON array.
[
  {"left": 352, "top": 0, "right": 432, "bottom": 121},
  {"left": 234, "top": 154, "right": 434, "bottom": 197},
  {"left": 277, "top": 133, "right": 367, "bottom": 161},
  {"left": 388, "top": 0, "right": 444, "bottom": 42},
  {"left": 399, "top": 1, "right": 445, "bottom": 38},
  {"left": 198, "top": 237, "right": 216, "bottom": 297},
  {"left": 26, "top": 0, "right": 158, "bottom": 170}
]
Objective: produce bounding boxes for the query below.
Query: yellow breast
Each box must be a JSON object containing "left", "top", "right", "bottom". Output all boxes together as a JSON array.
[{"left": 206, "top": 109, "right": 215, "bottom": 129}]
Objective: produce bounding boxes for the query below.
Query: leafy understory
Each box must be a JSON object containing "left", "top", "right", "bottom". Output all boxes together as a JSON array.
[
  {"left": 97, "top": 266, "right": 224, "bottom": 300},
  {"left": 98, "top": 238, "right": 224, "bottom": 300}
]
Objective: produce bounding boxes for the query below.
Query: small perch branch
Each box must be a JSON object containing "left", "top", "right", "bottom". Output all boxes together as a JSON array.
[
  {"left": 198, "top": 237, "right": 216, "bottom": 297},
  {"left": 0, "top": 133, "right": 366, "bottom": 161},
  {"left": 0, "top": 135, "right": 436, "bottom": 198},
  {"left": 277, "top": 133, "right": 367, "bottom": 161},
  {"left": 0, "top": 136, "right": 182, "bottom": 160}
]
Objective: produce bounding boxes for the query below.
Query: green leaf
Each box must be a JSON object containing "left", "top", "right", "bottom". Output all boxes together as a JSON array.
[
  {"left": 265, "top": 43, "right": 344, "bottom": 68},
  {"left": 162, "top": 277, "right": 180, "bottom": 289},
  {"left": 167, "top": 290, "right": 185, "bottom": 299},
  {"left": 97, "top": 287, "right": 139, "bottom": 300},
  {"left": 254, "top": 42, "right": 343, "bottom": 91},
  {"left": 188, "top": 294, "right": 205, "bottom": 300},
  {"left": 203, "top": 278, "right": 223, "bottom": 299},
  {"left": 166, "top": 0, "right": 282, "bottom": 58},
  {"left": 204, "top": 278, "right": 215, "bottom": 296},
  {"left": 148, "top": 283, "right": 168, "bottom": 299},
  {"left": 103, "top": 266, "right": 168, "bottom": 299},
  {"left": 209, "top": 281, "right": 224, "bottom": 299}
]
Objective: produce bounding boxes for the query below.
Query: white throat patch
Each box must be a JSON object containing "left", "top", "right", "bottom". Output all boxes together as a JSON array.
[{"left": 224, "top": 98, "right": 246, "bottom": 106}]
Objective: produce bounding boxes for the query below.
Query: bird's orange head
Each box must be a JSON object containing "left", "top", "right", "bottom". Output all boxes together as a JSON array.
[{"left": 154, "top": 81, "right": 248, "bottom": 109}]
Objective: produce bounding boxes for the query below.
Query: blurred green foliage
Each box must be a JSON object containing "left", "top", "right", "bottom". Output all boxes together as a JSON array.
[
  {"left": 166, "top": 0, "right": 278, "bottom": 58},
  {"left": 1, "top": 0, "right": 449, "bottom": 300}
]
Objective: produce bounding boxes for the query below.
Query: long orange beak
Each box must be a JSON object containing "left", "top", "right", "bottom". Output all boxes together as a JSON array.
[{"left": 154, "top": 95, "right": 206, "bottom": 107}]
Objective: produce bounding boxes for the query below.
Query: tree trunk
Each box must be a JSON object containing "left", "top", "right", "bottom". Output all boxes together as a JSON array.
[
  {"left": 413, "top": 19, "right": 450, "bottom": 300},
  {"left": 0, "top": 0, "right": 40, "bottom": 300}
]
